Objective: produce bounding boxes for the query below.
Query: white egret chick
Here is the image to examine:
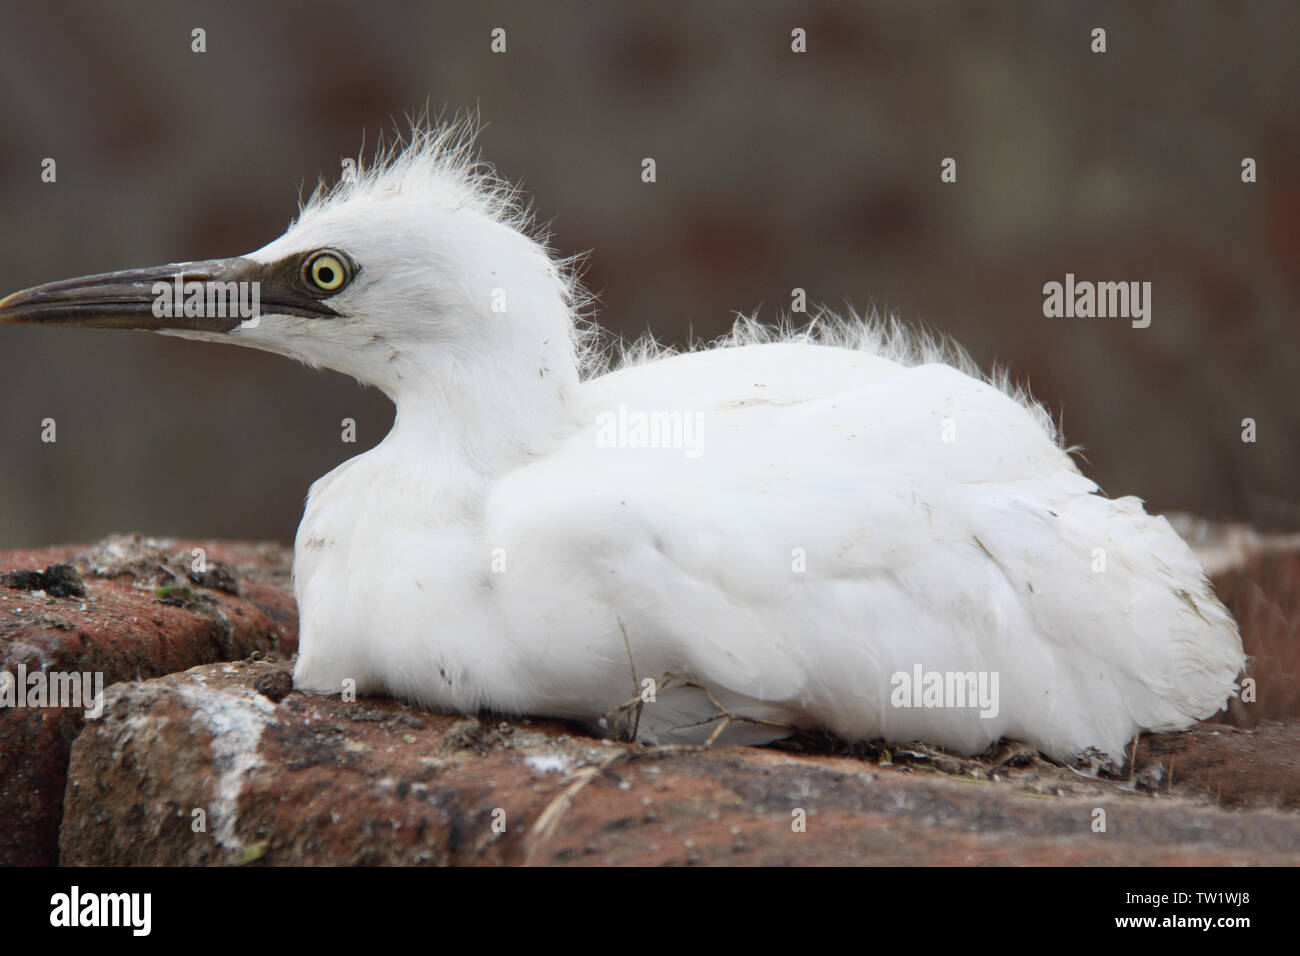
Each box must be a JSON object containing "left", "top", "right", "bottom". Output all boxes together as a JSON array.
[{"left": 0, "top": 123, "right": 1243, "bottom": 763}]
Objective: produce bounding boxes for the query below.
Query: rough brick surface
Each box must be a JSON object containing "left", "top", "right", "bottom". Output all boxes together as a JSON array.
[
  {"left": 59, "top": 659, "right": 1299, "bottom": 866},
  {"left": 0, "top": 535, "right": 296, "bottom": 865}
]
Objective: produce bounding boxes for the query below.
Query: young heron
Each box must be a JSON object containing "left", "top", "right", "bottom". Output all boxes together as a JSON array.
[{"left": 0, "top": 125, "right": 1243, "bottom": 762}]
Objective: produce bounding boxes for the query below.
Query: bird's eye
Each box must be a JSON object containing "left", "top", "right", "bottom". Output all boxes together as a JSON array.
[{"left": 302, "top": 250, "right": 350, "bottom": 293}]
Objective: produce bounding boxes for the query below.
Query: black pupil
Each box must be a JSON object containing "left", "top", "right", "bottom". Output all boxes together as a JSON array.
[{"left": 317, "top": 264, "right": 335, "bottom": 284}]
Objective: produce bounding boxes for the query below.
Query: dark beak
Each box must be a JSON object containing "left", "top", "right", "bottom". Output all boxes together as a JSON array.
[{"left": 0, "top": 257, "right": 340, "bottom": 332}]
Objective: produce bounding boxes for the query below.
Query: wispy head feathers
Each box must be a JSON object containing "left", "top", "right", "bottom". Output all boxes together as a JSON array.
[
  {"left": 297, "top": 111, "right": 597, "bottom": 358},
  {"left": 302, "top": 111, "right": 533, "bottom": 234}
]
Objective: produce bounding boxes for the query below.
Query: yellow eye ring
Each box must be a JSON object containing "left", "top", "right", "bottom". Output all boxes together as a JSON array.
[{"left": 303, "top": 250, "right": 349, "bottom": 292}]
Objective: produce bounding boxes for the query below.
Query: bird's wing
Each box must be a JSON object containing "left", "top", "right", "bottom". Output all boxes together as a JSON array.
[{"left": 485, "top": 343, "right": 1241, "bottom": 759}]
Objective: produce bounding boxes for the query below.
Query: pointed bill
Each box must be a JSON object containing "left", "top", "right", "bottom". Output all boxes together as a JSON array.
[{"left": 0, "top": 257, "right": 341, "bottom": 332}]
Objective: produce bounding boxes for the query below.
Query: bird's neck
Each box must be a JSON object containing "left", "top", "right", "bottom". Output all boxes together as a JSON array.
[{"left": 379, "top": 345, "right": 585, "bottom": 510}]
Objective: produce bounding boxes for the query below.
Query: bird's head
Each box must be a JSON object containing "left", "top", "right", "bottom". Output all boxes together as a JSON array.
[{"left": 0, "top": 123, "right": 587, "bottom": 404}]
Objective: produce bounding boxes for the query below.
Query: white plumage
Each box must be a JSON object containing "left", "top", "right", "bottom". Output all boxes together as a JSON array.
[{"left": 3, "top": 123, "right": 1245, "bottom": 762}]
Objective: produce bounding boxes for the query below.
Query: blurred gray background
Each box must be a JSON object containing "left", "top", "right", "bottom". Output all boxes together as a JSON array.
[{"left": 0, "top": 0, "right": 1296, "bottom": 548}]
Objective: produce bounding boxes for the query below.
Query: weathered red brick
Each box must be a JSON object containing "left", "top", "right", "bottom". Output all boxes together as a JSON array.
[
  {"left": 0, "top": 535, "right": 296, "bottom": 865},
  {"left": 59, "top": 658, "right": 1299, "bottom": 866}
]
